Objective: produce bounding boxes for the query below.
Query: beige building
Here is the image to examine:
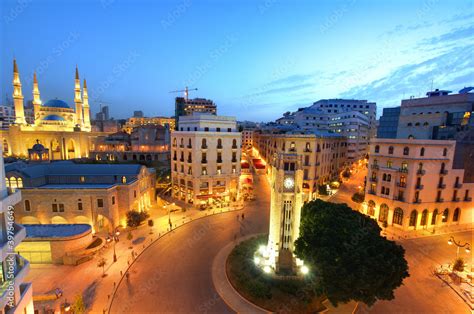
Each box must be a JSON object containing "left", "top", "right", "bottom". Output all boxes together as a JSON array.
[
  {"left": 365, "top": 139, "right": 473, "bottom": 232},
  {"left": 1, "top": 149, "right": 34, "bottom": 313},
  {"left": 253, "top": 131, "right": 348, "bottom": 200},
  {"left": 5, "top": 159, "right": 156, "bottom": 232},
  {"left": 171, "top": 114, "right": 241, "bottom": 207},
  {"left": 123, "top": 116, "right": 175, "bottom": 133},
  {"left": 241, "top": 129, "right": 254, "bottom": 150},
  {"left": 1, "top": 60, "right": 110, "bottom": 160}
]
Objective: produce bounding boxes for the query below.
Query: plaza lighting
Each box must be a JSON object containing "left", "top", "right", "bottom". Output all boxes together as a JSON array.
[
  {"left": 263, "top": 265, "right": 271, "bottom": 273},
  {"left": 447, "top": 236, "right": 471, "bottom": 258},
  {"left": 254, "top": 256, "right": 260, "bottom": 265},
  {"left": 258, "top": 245, "right": 266, "bottom": 255},
  {"left": 301, "top": 265, "right": 309, "bottom": 275}
]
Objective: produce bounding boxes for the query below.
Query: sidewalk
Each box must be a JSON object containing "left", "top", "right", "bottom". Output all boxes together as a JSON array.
[{"left": 28, "top": 203, "right": 243, "bottom": 313}]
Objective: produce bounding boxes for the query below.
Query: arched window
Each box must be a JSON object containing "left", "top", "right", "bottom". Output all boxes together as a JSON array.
[
  {"left": 420, "top": 147, "right": 425, "bottom": 156},
  {"left": 373, "top": 158, "right": 378, "bottom": 165},
  {"left": 122, "top": 176, "right": 127, "bottom": 184},
  {"left": 232, "top": 139, "right": 237, "bottom": 148},
  {"left": 408, "top": 135, "right": 415, "bottom": 139},
  {"left": 180, "top": 138, "right": 184, "bottom": 147},
  {"left": 431, "top": 209, "right": 438, "bottom": 225},
  {"left": 173, "top": 138, "right": 177, "bottom": 147},
  {"left": 403, "top": 147, "right": 410, "bottom": 155},
  {"left": 409, "top": 210, "right": 417, "bottom": 227},
  {"left": 393, "top": 208, "right": 403, "bottom": 225},
  {"left": 367, "top": 200, "right": 375, "bottom": 216},
  {"left": 379, "top": 204, "right": 389, "bottom": 223},
  {"left": 188, "top": 138, "right": 192, "bottom": 148},
  {"left": 374, "top": 145, "right": 380, "bottom": 153},
  {"left": 2, "top": 139, "right": 8, "bottom": 154},
  {"left": 443, "top": 148, "right": 447, "bottom": 156},
  {"left": 453, "top": 208, "right": 460, "bottom": 222},
  {"left": 420, "top": 209, "right": 428, "bottom": 226},
  {"left": 401, "top": 161, "right": 408, "bottom": 170},
  {"left": 382, "top": 173, "right": 387, "bottom": 181},
  {"left": 423, "top": 122, "right": 429, "bottom": 126},
  {"left": 10, "top": 177, "right": 18, "bottom": 191},
  {"left": 388, "top": 146, "right": 394, "bottom": 154},
  {"left": 17, "top": 178, "right": 23, "bottom": 188},
  {"left": 5, "top": 178, "right": 9, "bottom": 188},
  {"left": 201, "top": 139, "right": 207, "bottom": 149},
  {"left": 24, "top": 200, "right": 31, "bottom": 212},
  {"left": 442, "top": 208, "right": 449, "bottom": 222},
  {"left": 387, "top": 174, "right": 391, "bottom": 182},
  {"left": 217, "top": 139, "right": 223, "bottom": 148}
]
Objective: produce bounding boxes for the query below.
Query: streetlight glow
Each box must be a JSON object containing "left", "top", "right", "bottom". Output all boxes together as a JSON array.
[
  {"left": 254, "top": 257, "right": 260, "bottom": 265},
  {"left": 301, "top": 265, "right": 309, "bottom": 275},
  {"left": 263, "top": 265, "right": 271, "bottom": 273}
]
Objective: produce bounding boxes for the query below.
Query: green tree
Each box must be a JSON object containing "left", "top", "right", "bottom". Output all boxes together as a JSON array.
[
  {"left": 126, "top": 210, "right": 150, "bottom": 228},
  {"left": 72, "top": 293, "right": 86, "bottom": 314},
  {"left": 452, "top": 257, "right": 465, "bottom": 272},
  {"left": 351, "top": 192, "right": 365, "bottom": 203},
  {"left": 294, "top": 199, "right": 409, "bottom": 306},
  {"left": 97, "top": 256, "right": 107, "bottom": 277}
]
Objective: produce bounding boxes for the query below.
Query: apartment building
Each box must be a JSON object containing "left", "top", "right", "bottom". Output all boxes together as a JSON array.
[
  {"left": 171, "top": 114, "right": 241, "bottom": 206},
  {"left": 1, "top": 152, "right": 34, "bottom": 313},
  {"left": 241, "top": 129, "right": 255, "bottom": 150},
  {"left": 365, "top": 139, "right": 472, "bottom": 232},
  {"left": 174, "top": 97, "right": 217, "bottom": 130},
  {"left": 254, "top": 131, "right": 348, "bottom": 201}
]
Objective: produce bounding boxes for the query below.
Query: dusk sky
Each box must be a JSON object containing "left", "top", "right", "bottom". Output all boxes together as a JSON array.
[{"left": 1, "top": 0, "right": 473, "bottom": 122}]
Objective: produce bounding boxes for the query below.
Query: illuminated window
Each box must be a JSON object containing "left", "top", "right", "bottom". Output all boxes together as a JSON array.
[
  {"left": 25, "top": 200, "right": 31, "bottom": 212},
  {"left": 122, "top": 176, "right": 127, "bottom": 184},
  {"left": 80, "top": 176, "right": 85, "bottom": 183}
]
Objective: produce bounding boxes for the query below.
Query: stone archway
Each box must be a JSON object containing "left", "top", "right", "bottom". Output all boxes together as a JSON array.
[
  {"left": 67, "top": 139, "right": 76, "bottom": 159},
  {"left": 21, "top": 216, "right": 41, "bottom": 224},
  {"left": 51, "top": 216, "right": 68, "bottom": 224},
  {"left": 50, "top": 139, "right": 62, "bottom": 160},
  {"left": 2, "top": 138, "right": 11, "bottom": 156}
]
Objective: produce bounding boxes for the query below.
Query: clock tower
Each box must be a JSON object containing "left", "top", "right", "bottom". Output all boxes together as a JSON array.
[{"left": 266, "top": 152, "right": 304, "bottom": 273}]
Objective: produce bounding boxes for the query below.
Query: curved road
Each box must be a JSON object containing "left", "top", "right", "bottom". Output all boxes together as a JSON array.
[{"left": 110, "top": 175, "right": 270, "bottom": 313}]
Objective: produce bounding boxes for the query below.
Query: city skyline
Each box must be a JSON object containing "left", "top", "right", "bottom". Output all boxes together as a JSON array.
[{"left": 1, "top": 0, "right": 472, "bottom": 121}]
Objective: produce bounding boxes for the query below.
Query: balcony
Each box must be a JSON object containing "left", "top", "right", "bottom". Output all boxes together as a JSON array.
[
  {"left": 465, "top": 197, "right": 472, "bottom": 202},
  {"left": 371, "top": 164, "right": 379, "bottom": 170},
  {"left": 201, "top": 145, "right": 208, "bottom": 149},
  {"left": 187, "top": 158, "right": 192, "bottom": 163},
  {"left": 452, "top": 197, "right": 460, "bottom": 202},
  {"left": 398, "top": 168, "right": 408, "bottom": 173},
  {"left": 440, "top": 169, "right": 448, "bottom": 175},
  {"left": 179, "top": 144, "right": 184, "bottom": 148},
  {"left": 217, "top": 145, "right": 223, "bottom": 149},
  {"left": 394, "top": 195, "right": 405, "bottom": 202},
  {"left": 187, "top": 145, "right": 192, "bottom": 149},
  {"left": 173, "top": 156, "right": 177, "bottom": 161},
  {"left": 397, "top": 182, "right": 407, "bottom": 188},
  {"left": 217, "top": 158, "right": 223, "bottom": 164},
  {"left": 438, "top": 184, "right": 446, "bottom": 189},
  {"left": 179, "top": 157, "right": 184, "bottom": 162},
  {"left": 436, "top": 198, "right": 444, "bottom": 203},
  {"left": 415, "top": 185, "right": 424, "bottom": 190},
  {"left": 417, "top": 169, "right": 426, "bottom": 175},
  {"left": 413, "top": 198, "right": 422, "bottom": 203},
  {"left": 304, "top": 148, "right": 312, "bottom": 153},
  {"left": 368, "top": 190, "right": 377, "bottom": 195},
  {"left": 232, "top": 145, "right": 238, "bottom": 149},
  {"left": 369, "top": 177, "right": 377, "bottom": 182},
  {"left": 232, "top": 158, "right": 237, "bottom": 163},
  {"left": 454, "top": 183, "right": 463, "bottom": 188},
  {"left": 316, "top": 162, "right": 321, "bottom": 166},
  {"left": 201, "top": 159, "right": 207, "bottom": 164}
]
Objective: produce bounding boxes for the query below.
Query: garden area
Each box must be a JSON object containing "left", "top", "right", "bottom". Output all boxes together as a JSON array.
[{"left": 226, "top": 235, "right": 326, "bottom": 313}]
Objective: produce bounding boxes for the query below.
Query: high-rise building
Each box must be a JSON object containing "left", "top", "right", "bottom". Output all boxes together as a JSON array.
[
  {"left": 377, "top": 107, "right": 401, "bottom": 139},
  {"left": 174, "top": 97, "right": 217, "bottom": 130},
  {"left": 95, "top": 105, "right": 110, "bottom": 121},
  {"left": 0, "top": 105, "right": 15, "bottom": 130},
  {"left": 171, "top": 113, "right": 241, "bottom": 207},
  {"left": 0, "top": 149, "right": 34, "bottom": 313},
  {"left": 133, "top": 110, "right": 144, "bottom": 118}
]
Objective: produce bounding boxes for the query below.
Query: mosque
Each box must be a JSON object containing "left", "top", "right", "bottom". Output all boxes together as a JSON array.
[{"left": 1, "top": 60, "right": 104, "bottom": 159}]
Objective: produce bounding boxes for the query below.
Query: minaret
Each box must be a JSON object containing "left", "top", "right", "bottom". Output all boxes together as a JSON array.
[
  {"left": 13, "top": 59, "right": 26, "bottom": 125},
  {"left": 32, "top": 72, "right": 41, "bottom": 125},
  {"left": 74, "top": 66, "right": 83, "bottom": 127},
  {"left": 82, "top": 79, "right": 91, "bottom": 130}
]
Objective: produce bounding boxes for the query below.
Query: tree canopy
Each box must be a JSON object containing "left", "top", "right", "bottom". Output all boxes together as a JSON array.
[{"left": 294, "top": 199, "right": 409, "bottom": 306}]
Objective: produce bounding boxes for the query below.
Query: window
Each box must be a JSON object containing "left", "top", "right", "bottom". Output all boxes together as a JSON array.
[
  {"left": 201, "top": 139, "right": 207, "bottom": 149},
  {"left": 431, "top": 209, "right": 438, "bottom": 225},
  {"left": 232, "top": 139, "right": 237, "bottom": 148},
  {"left": 52, "top": 203, "right": 58, "bottom": 212},
  {"left": 232, "top": 165, "right": 236, "bottom": 174},
  {"left": 24, "top": 200, "right": 31, "bottom": 212},
  {"left": 409, "top": 210, "right": 417, "bottom": 227},
  {"left": 403, "top": 147, "right": 409, "bottom": 156},
  {"left": 393, "top": 208, "right": 403, "bottom": 225},
  {"left": 227, "top": 128, "right": 232, "bottom": 132},
  {"left": 388, "top": 146, "right": 394, "bottom": 154},
  {"left": 112, "top": 196, "right": 116, "bottom": 205},
  {"left": 443, "top": 148, "right": 447, "bottom": 156},
  {"left": 216, "top": 127, "right": 221, "bottom": 132},
  {"left": 401, "top": 162, "right": 408, "bottom": 170},
  {"left": 122, "top": 176, "right": 127, "bottom": 184},
  {"left": 442, "top": 209, "right": 449, "bottom": 222},
  {"left": 453, "top": 208, "right": 460, "bottom": 222},
  {"left": 134, "top": 190, "right": 137, "bottom": 198},
  {"left": 78, "top": 199, "right": 83, "bottom": 211},
  {"left": 374, "top": 145, "right": 380, "bottom": 153},
  {"left": 420, "top": 147, "right": 425, "bottom": 156},
  {"left": 204, "top": 127, "right": 209, "bottom": 132},
  {"left": 420, "top": 210, "right": 428, "bottom": 226},
  {"left": 97, "top": 199, "right": 104, "bottom": 208},
  {"left": 379, "top": 204, "right": 389, "bottom": 222},
  {"left": 217, "top": 139, "right": 222, "bottom": 149},
  {"left": 202, "top": 167, "right": 207, "bottom": 175},
  {"left": 387, "top": 160, "right": 393, "bottom": 168}
]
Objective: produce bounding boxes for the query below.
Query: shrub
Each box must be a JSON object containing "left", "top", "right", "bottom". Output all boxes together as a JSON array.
[
  {"left": 453, "top": 258, "right": 465, "bottom": 272},
  {"left": 148, "top": 219, "right": 154, "bottom": 227},
  {"left": 351, "top": 192, "right": 365, "bottom": 203},
  {"left": 318, "top": 185, "right": 329, "bottom": 196},
  {"left": 126, "top": 210, "right": 150, "bottom": 228}
]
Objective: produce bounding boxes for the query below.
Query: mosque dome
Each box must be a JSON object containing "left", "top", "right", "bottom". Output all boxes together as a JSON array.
[
  {"left": 43, "top": 99, "right": 70, "bottom": 109},
  {"left": 43, "top": 115, "right": 65, "bottom": 121}
]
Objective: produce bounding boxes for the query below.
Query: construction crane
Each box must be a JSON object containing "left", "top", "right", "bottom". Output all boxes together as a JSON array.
[{"left": 169, "top": 86, "right": 198, "bottom": 101}]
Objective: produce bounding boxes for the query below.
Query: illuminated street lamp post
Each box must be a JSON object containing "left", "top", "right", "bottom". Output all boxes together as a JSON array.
[{"left": 447, "top": 236, "right": 471, "bottom": 259}]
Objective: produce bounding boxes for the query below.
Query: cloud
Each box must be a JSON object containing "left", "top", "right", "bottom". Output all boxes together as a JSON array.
[{"left": 419, "top": 25, "right": 474, "bottom": 46}]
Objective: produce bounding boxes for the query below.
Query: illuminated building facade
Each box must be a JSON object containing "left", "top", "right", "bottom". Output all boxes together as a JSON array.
[
  {"left": 123, "top": 116, "right": 175, "bottom": 133},
  {"left": 1, "top": 60, "right": 106, "bottom": 159},
  {"left": 171, "top": 114, "right": 241, "bottom": 206},
  {"left": 5, "top": 160, "right": 156, "bottom": 232},
  {"left": 174, "top": 97, "right": 217, "bottom": 130}
]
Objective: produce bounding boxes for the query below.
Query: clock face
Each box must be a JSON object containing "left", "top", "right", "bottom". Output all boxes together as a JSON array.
[{"left": 284, "top": 177, "right": 294, "bottom": 189}]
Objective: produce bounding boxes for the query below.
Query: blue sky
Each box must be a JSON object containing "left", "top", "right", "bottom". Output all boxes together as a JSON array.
[{"left": 0, "top": 0, "right": 473, "bottom": 122}]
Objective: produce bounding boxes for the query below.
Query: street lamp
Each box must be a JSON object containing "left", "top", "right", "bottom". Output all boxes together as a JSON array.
[{"left": 447, "top": 236, "right": 471, "bottom": 259}]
